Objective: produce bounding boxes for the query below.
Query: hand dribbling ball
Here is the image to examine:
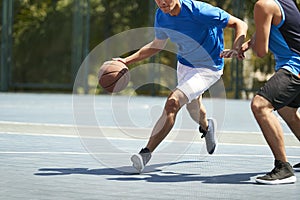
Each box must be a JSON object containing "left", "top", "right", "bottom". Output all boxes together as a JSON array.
[{"left": 98, "top": 60, "right": 130, "bottom": 93}]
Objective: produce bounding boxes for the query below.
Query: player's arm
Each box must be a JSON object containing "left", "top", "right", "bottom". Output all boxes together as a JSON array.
[
  {"left": 240, "top": 33, "right": 256, "bottom": 53},
  {"left": 115, "top": 38, "right": 167, "bottom": 65},
  {"left": 220, "top": 15, "right": 248, "bottom": 59},
  {"left": 226, "top": 15, "right": 248, "bottom": 52},
  {"left": 240, "top": 1, "right": 273, "bottom": 57},
  {"left": 250, "top": 1, "right": 273, "bottom": 57}
]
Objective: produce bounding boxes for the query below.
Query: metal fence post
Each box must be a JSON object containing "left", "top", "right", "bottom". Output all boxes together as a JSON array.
[
  {"left": 1, "top": 0, "right": 13, "bottom": 92},
  {"left": 72, "top": 0, "right": 90, "bottom": 94},
  {"left": 148, "top": 0, "right": 157, "bottom": 96},
  {"left": 83, "top": 0, "right": 90, "bottom": 94},
  {"left": 71, "top": 0, "right": 83, "bottom": 83},
  {"left": 232, "top": 0, "right": 244, "bottom": 99}
]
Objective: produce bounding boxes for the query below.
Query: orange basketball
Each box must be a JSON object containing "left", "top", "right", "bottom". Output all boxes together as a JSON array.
[{"left": 98, "top": 60, "right": 130, "bottom": 93}]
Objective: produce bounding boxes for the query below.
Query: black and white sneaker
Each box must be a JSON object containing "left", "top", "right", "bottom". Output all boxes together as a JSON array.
[
  {"left": 293, "top": 163, "right": 300, "bottom": 172},
  {"left": 256, "top": 160, "right": 297, "bottom": 184},
  {"left": 131, "top": 148, "right": 151, "bottom": 173},
  {"left": 199, "top": 118, "right": 217, "bottom": 154}
]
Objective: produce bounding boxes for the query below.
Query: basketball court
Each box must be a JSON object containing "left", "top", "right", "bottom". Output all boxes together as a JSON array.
[{"left": 0, "top": 93, "right": 299, "bottom": 200}]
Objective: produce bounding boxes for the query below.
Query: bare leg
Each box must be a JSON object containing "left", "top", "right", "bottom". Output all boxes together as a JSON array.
[
  {"left": 278, "top": 107, "right": 300, "bottom": 141},
  {"left": 251, "top": 95, "right": 287, "bottom": 162},
  {"left": 186, "top": 95, "right": 208, "bottom": 130},
  {"left": 145, "top": 89, "right": 189, "bottom": 152}
]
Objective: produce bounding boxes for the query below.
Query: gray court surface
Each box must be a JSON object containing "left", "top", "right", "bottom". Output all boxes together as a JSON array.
[{"left": 0, "top": 93, "right": 299, "bottom": 200}]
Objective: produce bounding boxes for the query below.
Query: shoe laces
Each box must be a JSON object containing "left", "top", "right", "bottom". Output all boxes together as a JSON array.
[
  {"left": 267, "top": 160, "right": 286, "bottom": 177},
  {"left": 267, "top": 166, "right": 281, "bottom": 177}
]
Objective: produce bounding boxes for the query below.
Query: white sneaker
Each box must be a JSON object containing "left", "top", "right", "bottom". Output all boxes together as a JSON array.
[
  {"left": 130, "top": 148, "right": 151, "bottom": 173},
  {"left": 199, "top": 118, "right": 217, "bottom": 154}
]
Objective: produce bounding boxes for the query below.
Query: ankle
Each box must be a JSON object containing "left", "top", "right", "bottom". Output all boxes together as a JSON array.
[{"left": 140, "top": 147, "right": 151, "bottom": 153}]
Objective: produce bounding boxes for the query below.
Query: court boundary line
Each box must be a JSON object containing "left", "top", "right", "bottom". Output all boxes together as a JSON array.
[
  {"left": 0, "top": 120, "right": 296, "bottom": 136},
  {"left": 1, "top": 131, "right": 299, "bottom": 148},
  {"left": 0, "top": 120, "right": 270, "bottom": 135},
  {"left": 0, "top": 151, "right": 300, "bottom": 159}
]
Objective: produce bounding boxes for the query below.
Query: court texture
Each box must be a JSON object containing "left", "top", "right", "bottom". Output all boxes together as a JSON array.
[{"left": 0, "top": 92, "right": 299, "bottom": 200}]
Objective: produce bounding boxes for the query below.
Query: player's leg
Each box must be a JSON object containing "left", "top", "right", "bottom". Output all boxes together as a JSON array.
[
  {"left": 179, "top": 62, "right": 221, "bottom": 155},
  {"left": 131, "top": 89, "right": 188, "bottom": 173},
  {"left": 186, "top": 96, "right": 207, "bottom": 129},
  {"left": 251, "top": 95, "right": 287, "bottom": 162},
  {"left": 186, "top": 96, "right": 217, "bottom": 154},
  {"left": 252, "top": 95, "right": 296, "bottom": 184},
  {"left": 146, "top": 89, "right": 188, "bottom": 151},
  {"left": 252, "top": 69, "right": 297, "bottom": 184},
  {"left": 278, "top": 105, "right": 300, "bottom": 171},
  {"left": 277, "top": 106, "right": 300, "bottom": 141},
  {"left": 131, "top": 62, "right": 222, "bottom": 172}
]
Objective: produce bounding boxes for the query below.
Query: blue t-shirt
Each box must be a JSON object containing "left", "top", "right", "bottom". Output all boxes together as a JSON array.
[
  {"left": 154, "top": 0, "right": 230, "bottom": 70},
  {"left": 269, "top": 0, "right": 300, "bottom": 77}
]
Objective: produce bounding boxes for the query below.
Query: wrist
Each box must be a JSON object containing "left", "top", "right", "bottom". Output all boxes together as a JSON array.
[
  {"left": 112, "top": 57, "right": 128, "bottom": 65},
  {"left": 117, "top": 59, "right": 127, "bottom": 65}
]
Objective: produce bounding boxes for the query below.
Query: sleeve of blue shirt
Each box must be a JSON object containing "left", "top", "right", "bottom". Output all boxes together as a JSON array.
[{"left": 193, "top": 2, "right": 230, "bottom": 29}]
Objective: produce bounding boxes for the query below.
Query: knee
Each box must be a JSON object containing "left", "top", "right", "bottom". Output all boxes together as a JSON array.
[
  {"left": 251, "top": 95, "right": 265, "bottom": 115},
  {"left": 165, "top": 98, "right": 180, "bottom": 114}
]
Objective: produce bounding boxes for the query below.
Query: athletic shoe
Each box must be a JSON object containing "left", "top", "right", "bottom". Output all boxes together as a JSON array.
[
  {"left": 293, "top": 163, "right": 300, "bottom": 172},
  {"left": 131, "top": 148, "right": 151, "bottom": 173},
  {"left": 255, "top": 160, "right": 297, "bottom": 184},
  {"left": 199, "top": 118, "right": 217, "bottom": 154}
]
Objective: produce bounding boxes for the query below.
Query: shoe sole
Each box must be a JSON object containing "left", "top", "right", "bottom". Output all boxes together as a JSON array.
[
  {"left": 255, "top": 176, "right": 297, "bottom": 185},
  {"left": 293, "top": 163, "right": 300, "bottom": 172},
  {"left": 131, "top": 154, "right": 144, "bottom": 173},
  {"left": 293, "top": 168, "right": 300, "bottom": 172},
  {"left": 206, "top": 118, "right": 217, "bottom": 154},
  {"left": 207, "top": 144, "right": 217, "bottom": 154}
]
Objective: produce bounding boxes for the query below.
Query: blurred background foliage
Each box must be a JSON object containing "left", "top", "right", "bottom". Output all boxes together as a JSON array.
[{"left": 0, "top": 0, "right": 299, "bottom": 98}]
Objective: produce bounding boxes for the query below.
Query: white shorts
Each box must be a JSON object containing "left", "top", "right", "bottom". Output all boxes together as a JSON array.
[{"left": 176, "top": 62, "right": 223, "bottom": 102}]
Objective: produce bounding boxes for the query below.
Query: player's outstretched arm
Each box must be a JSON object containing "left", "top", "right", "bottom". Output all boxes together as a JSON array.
[{"left": 114, "top": 38, "right": 167, "bottom": 65}]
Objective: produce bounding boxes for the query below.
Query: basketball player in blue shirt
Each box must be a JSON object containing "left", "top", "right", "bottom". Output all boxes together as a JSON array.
[
  {"left": 227, "top": 0, "right": 300, "bottom": 184},
  {"left": 115, "top": 0, "right": 247, "bottom": 173}
]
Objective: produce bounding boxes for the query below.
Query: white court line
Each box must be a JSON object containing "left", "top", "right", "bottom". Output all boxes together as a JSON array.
[
  {"left": 0, "top": 151, "right": 300, "bottom": 159},
  {"left": 1, "top": 131, "right": 300, "bottom": 148},
  {"left": 0, "top": 151, "right": 89, "bottom": 155},
  {"left": 0, "top": 120, "right": 75, "bottom": 127},
  {"left": 0, "top": 120, "right": 296, "bottom": 135},
  {"left": 0, "top": 120, "right": 266, "bottom": 134},
  {"left": 220, "top": 143, "right": 300, "bottom": 148},
  {"left": 0, "top": 131, "right": 79, "bottom": 138}
]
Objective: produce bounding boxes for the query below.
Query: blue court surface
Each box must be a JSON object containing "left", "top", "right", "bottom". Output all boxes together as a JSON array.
[{"left": 0, "top": 93, "right": 299, "bottom": 200}]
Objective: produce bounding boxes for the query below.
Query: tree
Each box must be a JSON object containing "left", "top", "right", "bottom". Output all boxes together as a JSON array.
[{"left": 2, "top": 0, "right": 299, "bottom": 96}]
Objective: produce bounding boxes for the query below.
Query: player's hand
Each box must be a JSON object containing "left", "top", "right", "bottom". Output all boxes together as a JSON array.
[
  {"left": 220, "top": 49, "right": 245, "bottom": 60},
  {"left": 220, "top": 49, "right": 238, "bottom": 58},
  {"left": 112, "top": 57, "right": 127, "bottom": 65}
]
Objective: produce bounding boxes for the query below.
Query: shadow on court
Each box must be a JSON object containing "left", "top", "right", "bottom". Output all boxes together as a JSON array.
[
  {"left": 35, "top": 160, "right": 199, "bottom": 176},
  {"left": 35, "top": 160, "right": 261, "bottom": 185},
  {"left": 107, "top": 172, "right": 261, "bottom": 185}
]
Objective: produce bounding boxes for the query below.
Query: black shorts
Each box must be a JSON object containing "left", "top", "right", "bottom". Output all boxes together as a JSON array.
[{"left": 257, "top": 68, "right": 300, "bottom": 110}]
